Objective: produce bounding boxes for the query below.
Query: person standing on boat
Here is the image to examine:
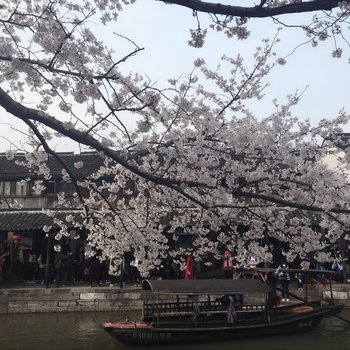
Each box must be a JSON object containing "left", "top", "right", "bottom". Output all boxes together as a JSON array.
[
  {"left": 295, "top": 271, "right": 303, "bottom": 290},
  {"left": 226, "top": 295, "right": 238, "bottom": 323},
  {"left": 278, "top": 262, "right": 291, "bottom": 302},
  {"left": 266, "top": 272, "right": 278, "bottom": 314},
  {"left": 184, "top": 256, "right": 195, "bottom": 280},
  {"left": 346, "top": 244, "right": 350, "bottom": 283}
]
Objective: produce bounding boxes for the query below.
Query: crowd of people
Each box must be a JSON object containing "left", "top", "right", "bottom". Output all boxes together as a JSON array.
[
  {"left": 0, "top": 244, "right": 137, "bottom": 287},
  {"left": 1, "top": 237, "right": 350, "bottom": 288},
  {"left": 219, "top": 240, "right": 350, "bottom": 311}
]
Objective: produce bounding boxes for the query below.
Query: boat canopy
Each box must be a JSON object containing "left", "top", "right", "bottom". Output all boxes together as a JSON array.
[
  {"left": 142, "top": 279, "right": 267, "bottom": 295},
  {"left": 255, "top": 268, "right": 336, "bottom": 275}
]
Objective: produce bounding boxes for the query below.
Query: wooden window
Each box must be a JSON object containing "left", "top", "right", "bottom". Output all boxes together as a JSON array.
[
  {"left": 44, "top": 181, "right": 55, "bottom": 193},
  {"left": 2, "top": 181, "right": 11, "bottom": 195},
  {"left": 16, "top": 181, "right": 27, "bottom": 196}
]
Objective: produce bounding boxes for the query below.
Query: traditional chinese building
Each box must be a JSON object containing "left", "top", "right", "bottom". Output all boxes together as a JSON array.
[{"left": 0, "top": 151, "right": 106, "bottom": 282}]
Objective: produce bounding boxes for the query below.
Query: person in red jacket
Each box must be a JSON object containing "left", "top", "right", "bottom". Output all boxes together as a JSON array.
[
  {"left": 223, "top": 250, "right": 233, "bottom": 279},
  {"left": 184, "top": 256, "right": 195, "bottom": 280}
]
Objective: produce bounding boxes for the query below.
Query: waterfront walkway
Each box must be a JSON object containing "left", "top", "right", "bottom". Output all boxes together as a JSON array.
[{"left": 1, "top": 279, "right": 350, "bottom": 314}]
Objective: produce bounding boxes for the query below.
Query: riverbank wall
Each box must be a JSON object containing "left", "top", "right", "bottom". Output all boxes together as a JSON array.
[
  {"left": 1, "top": 283, "right": 350, "bottom": 314},
  {"left": 0, "top": 285, "right": 146, "bottom": 314}
]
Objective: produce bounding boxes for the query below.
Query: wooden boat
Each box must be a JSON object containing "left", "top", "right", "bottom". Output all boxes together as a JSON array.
[{"left": 101, "top": 268, "right": 344, "bottom": 346}]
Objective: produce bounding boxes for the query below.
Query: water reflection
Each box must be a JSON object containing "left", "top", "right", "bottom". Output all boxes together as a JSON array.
[{"left": 0, "top": 310, "right": 349, "bottom": 350}]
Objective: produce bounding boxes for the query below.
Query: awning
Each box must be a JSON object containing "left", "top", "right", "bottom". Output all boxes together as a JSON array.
[{"left": 142, "top": 278, "right": 267, "bottom": 295}]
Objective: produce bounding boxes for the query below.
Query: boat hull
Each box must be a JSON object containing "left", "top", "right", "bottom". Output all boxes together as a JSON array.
[{"left": 101, "top": 304, "right": 343, "bottom": 346}]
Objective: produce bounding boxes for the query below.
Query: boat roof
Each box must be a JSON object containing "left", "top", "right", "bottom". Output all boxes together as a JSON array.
[
  {"left": 255, "top": 268, "right": 336, "bottom": 275},
  {"left": 141, "top": 279, "right": 267, "bottom": 295}
]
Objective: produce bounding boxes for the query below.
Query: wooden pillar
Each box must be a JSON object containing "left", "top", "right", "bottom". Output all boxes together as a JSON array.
[
  {"left": 119, "top": 254, "right": 125, "bottom": 288},
  {"left": 44, "top": 232, "right": 51, "bottom": 288},
  {"left": 304, "top": 272, "right": 308, "bottom": 303}
]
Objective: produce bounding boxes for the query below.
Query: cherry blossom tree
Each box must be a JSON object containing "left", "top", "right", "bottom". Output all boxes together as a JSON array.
[{"left": 0, "top": 0, "right": 350, "bottom": 276}]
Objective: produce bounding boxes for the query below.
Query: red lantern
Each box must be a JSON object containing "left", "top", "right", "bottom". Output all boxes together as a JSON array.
[{"left": 11, "top": 234, "right": 21, "bottom": 242}]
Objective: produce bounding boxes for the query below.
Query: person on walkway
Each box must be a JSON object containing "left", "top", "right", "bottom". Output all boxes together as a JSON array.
[
  {"left": 89, "top": 255, "right": 102, "bottom": 287},
  {"left": 37, "top": 254, "right": 46, "bottom": 284},
  {"left": 107, "top": 259, "right": 119, "bottom": 287},
  {"left": 184, "top": 256, "right": 195, "bottom": 280},
  {"left": 268, "top": 243, "right": 283, "bottom": 268},
  {"left": 22, "top": 249, "right": 32, "bottom": 282},
  {"left": 222, "top": 250, "right": 233, "bottom": 279},
  {"left": 63, "top": 251, "right": 74, "bottom": 284},
  {"left": 54, "top": 250, "right": 65, "bottom": 287},
  {"left": 0, "top": 251, "right": 9, "bottom": 283},
  {"left": 83, "top": 262, "right": 90, "bottom": 282},
  {"left": 332, "top": 249, "right": 345, "bottom": 283}
]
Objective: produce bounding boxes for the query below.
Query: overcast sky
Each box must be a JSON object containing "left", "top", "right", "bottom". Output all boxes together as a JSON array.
[{"left": 0, "top": 1, "right": 349, "bottom": 152}]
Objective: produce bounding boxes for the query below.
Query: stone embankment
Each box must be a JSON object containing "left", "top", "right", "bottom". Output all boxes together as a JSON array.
[
  {"left": 0, "top": 283, "right": 350, "bottom": 314},
  {"left": 324, "top": 284, "right": 350, "bottom": 308},
  {"left": 0, "top": 285, "right": 145, "bottom": 314}
]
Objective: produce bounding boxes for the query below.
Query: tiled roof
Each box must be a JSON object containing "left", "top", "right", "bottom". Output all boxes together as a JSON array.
[
  {"left": 322, "top": 133, "right": 350, "bottom": 150},
  {"left": 0, "top": 210, "right": 85, "bottom": 231},
  {"left": 0, "top": 152, "right": 107, "bottom": 180},
  {"left": 333, "top": 133, "right": 350, "bottom": 150}
]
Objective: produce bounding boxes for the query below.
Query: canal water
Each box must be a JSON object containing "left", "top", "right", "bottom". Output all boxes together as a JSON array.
[{"left": 0, "top": 310, "right": 349, "bottom": 350}]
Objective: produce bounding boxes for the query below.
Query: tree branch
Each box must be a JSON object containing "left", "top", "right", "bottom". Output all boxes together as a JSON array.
[
  {"left": 0, "top": 86, "right": 211, "bottom": 209},
  {"left": 160, "top": 0, "right": 343, "bottom": 18},
  {"left": 236, "top": 189, "right": 350, "bottom": 215},
  {"left": 23, "top": 119, "right": 89, "bottom": 216}
]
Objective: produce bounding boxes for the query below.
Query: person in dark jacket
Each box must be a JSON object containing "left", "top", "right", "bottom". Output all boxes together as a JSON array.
[
  {"left": 89, "top": 255, "right": 102, "bottom": 287},
  {"left": 331, "top": 249, "right": 345, "bottom": 283},
  {"left": 266, "top": 272, "right": 278, "bottom": 314},
  {"left": 278, "top": 262, "right": 291, "bottom": 302},
  {"left": 268, "top": 243, "right": 283, "bottom": 268},
  {"left": 54, "top": 250, "right": 65, "bottom": 287},
  {"left": 0, "top": 251, "right": 9, "bottom": 283}
]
